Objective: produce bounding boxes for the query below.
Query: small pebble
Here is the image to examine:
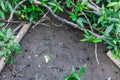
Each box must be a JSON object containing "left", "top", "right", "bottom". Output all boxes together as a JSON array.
[{"left": 38, "top": 64, "right": 41, "bottom": 68}]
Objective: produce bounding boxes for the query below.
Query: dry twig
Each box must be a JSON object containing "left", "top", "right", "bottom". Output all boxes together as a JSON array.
[
  {"left": 86, "top": 2, "right": 101, "bottom": 12},
  {"left": 13, "top": 22, "right": 25, "bottom": 34},
  {"left": 95, "top": 43, "right": 99, "bottom": 65},
  {"left": 32, "top": 12, "right": 49, "bottom": 28},
  {"left": 89, "top": 0, "right": 101, "bottom": 10}
]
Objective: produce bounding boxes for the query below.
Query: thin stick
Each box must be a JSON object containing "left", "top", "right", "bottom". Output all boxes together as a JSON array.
[
  {"left": 32, "top": 12, "right": 49, "bottom": 28},
  {"left": 0, "top": 23, "right": 31, "bottom": 73},
  {"left": 4, "top": 22, "right": 11, "bottom": 28},
  {"left": 89, "top": 0, "right": 101, "bottom": 10},
  {"left": 86, "top": 2, "right": 101, "bottom": 12},
  {"left": 81, "top": 11, "right": 93, "bottom": 32},
  {"left": 13, "top": 22, "right": 24, "bottom": 34},
  {"left": 0, "top": 19, "right": 50, "bottom": 26},
  {"left": 95, "top": 43, "right": 99, "bottom": 65},
  {"left": 0, "top": 19, "right": 24, "bottom": 23}
]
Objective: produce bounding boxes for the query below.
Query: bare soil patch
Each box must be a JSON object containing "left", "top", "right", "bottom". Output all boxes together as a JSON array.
[{"left": 0, "top": 22, "right": 120, "bottom": 80}]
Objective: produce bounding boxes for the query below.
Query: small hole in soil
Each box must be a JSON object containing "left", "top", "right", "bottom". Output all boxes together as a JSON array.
[
  {"left": 22, "top": 55, "right": 24, "bottom": 58},
  {"left": 70, "top": 37, "right": 72, "bottom": 39},
  {"left": 101, "top": 69, "right": 104, "bottom": 72},
  {"left": 52, "top": 31, "right": 55, "bottom": 33},
  {"left": 3, "top": 69, "right": 6, "bottom": 72},
  {"left": 25, "top": 49, "right": 28, "bottom": 52},
  {"left": 74, "top": 40, "right": 77, "bottom": 43},
  {"left": 59, "top": 69, "right": 63, "bottom": 72},
  {"left": 115, "top": 72, "right": 118, "bottom": 74},
  {"left": 86, "top": 57, "right": 90, "bottom": 61},
  {"left": 83, "top": 48, "right": 87, "bottom": 51},
  {"left": 90, "top": 63, "right": 93, "bottom": 65},
  {"left": 27, "top": 64, "right": 31, "bottom": 67},
  {"left": 53, "top": 34, "right": 55, "bottom": 37},
  {"left": 54, "top": 76, "right": 57, "bottom": 79},
  {"left": 13, "top": 75, "right": 16, "bottom": 78},
  {"left": 56, "top": 55, "right": 58, "bottom": 57},
  {"left": 76, "top": 67, "right": 80, "bottom": 70}
]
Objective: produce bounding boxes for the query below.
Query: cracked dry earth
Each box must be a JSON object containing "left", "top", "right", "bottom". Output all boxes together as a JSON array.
[{"left": 0, "top": 21, "right": 120, "bottom": 80}]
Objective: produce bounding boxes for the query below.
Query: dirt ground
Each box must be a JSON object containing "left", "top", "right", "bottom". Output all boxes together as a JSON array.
[{"left": 0, "top": 20, "right": 120, "bottom": 80}]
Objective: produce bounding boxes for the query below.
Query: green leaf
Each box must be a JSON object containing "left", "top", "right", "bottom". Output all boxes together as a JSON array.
[
  {"left": 44, "top": 54, "right": 51, "bottom": 63},
  {"left": 80, "top": 38, "right": 88, "bottom": 42},
  {"left": 92, "top": 11, "right": 102, "bottom": 16},
  {"left": 107, "top": 2, "right": 118, "bottom": 7},
  {"left": 6, "top": 28, "right": 14, "bottom": 40},
  {"left": 0, "top": 50, "right": 6, "bottom": 56},
  {"left": 48, "top": 2, "right": 56, "bottom": 6},
  {"left": 76, "top": 18, "right": 86, "bottom": 27},
  {"left": 92, "top": 38, "right": 102, "bottom": 43},
  {"left": 98, "top": 16, "right": 104, "bottom": 23},
  {"left": 0, "top": 0, "right": 5, "bottom": 10},
  {"left": 13, "top": 42, "right": 20, "bottom": 53},
  {"left": 84, "top": 30, "right": 91, "bottom": 36},
  {"left": 29, "top": 0, "right": 33, "bottom": 4},
  {"left": 58, "top": 6, "right": 63, "bottom": 12},
  {"left": 0, "top": 41, "right": 4, "bottom": 46},
  {"left": 71, "top": 66, "right": 75, "bottom": 74},
  {"left": 7, "top": 41, "right": 20, "bottom": 53},
  {"left": 102, "top": 36, "right": 115, "bottom": 47},
  {"left": 53, "top": 7, "right": 58, "bottom": 12},
  {"left": 0, "top": 23, "right": 5, "bottom": 27},
  {"left": 76, "top": 20, "right": 84, "bottom": 27},
  {"left": 108, "top": 18, "right": 119, "bottom": 23},
  {"left": 68, "top": 12, "right": 77, "bottom": 21},
  {"left": 105, "top": 24, "right": 114, "bottom": 36},
  {"left": 71, "top": 73, "right": 80, "bottom": 80},
  {"left": 96, "top": 0, "right": 101, "bottom": 4},
  {"left": 82, "top": 0, "right": 88, "bottom": 4},
  {"left": 114, "top": 5, "right": 120, "bottom": 12},
  {"left": 0, "top": 31, "right": 5, "bottom": 39},
  {"left": 79, "top": 64, "right": 86, "bottom": 75},
  {"left": 66, "top": 0, "right": 70, "bottom": 7},
  {"left": 5, "top": 1, "right": 12, "bottom": 11},
  {"left": 116, "top": 24, "right": 120, "bottom": 36},
  {"left": 0, "top": 11, "right": 5, "bottom": 19}
]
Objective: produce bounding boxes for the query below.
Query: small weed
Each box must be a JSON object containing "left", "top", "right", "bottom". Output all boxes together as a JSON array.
[
  {"left": 0, "top": 28, "right": 20, "bottom": 63},
  {"left": 44, "top": 53, "right": 51, "bottom": 63},
  {"left": 63, "top": 65, "right": 86, "bottom": 80}
]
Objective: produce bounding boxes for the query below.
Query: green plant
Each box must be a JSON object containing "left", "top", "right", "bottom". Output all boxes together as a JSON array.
[
  {"left": 64, "top": 0, "right": 120, "bottom": 58},
  {"left": 63, "top": 65, "right": 86, "bottom": 80},
  {"left": 48, "top": 1, "right": 63, "bottom": 13},
  {"left": 0, "top": 28, "right": 20, "bottom": 63},
  {"left": 81, "top": 30, "right": 102, "bottom": 43}
]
